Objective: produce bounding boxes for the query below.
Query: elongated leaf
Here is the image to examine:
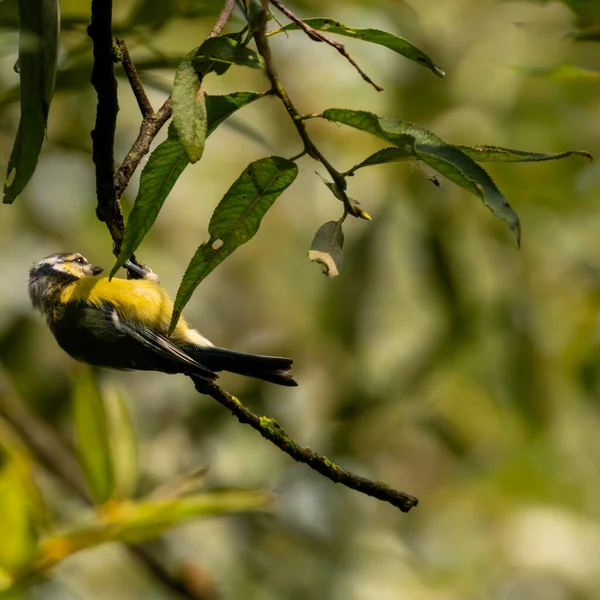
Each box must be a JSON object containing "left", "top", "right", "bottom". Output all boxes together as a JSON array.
[
  {"left": 40, "top": 491, "right": 271, "bottom": 567},
  {"left": 3, "top": 0, "right": 59, "bottom": 203},
  {"left": 309, "top": 220, "right": 344, "bottom": 278},
  {"left": 170, "top": 156, "right": 298, "bottom": 331},
  {"left": 0, "top": 423, "right": 43, "bottom": 575},
  {"left": 111, "top": 92, "right": 262, "bottom": 278},
  {"left": 73, "top": 369, "right": 114, "bottom": 505},
  {"left": 456, "top": 145, "right": 592, "bottom": 163},
  {"left": 323, "top": 108, "right": 521, "bottom": 244},
  {"left": 103, "top": 385, "right": 138, "bottom": 500},
  {"left": 347, "top": 145, "right": 591, "bottom": 175},
  {"left": 268, "top": 17, "right": 444, "bottom": 78},
  {"left": 172, "top": 50, "right": 207, "bottom": 163},
  {"left": 193, "top": 36, "right": 264, "bottom": 76}
]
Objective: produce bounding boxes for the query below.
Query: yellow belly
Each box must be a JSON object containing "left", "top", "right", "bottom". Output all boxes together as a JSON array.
[{"left": 60, "top": 276, "right": 189, "bottom": 338}]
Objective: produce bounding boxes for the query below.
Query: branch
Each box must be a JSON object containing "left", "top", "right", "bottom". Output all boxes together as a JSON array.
[
  {"left": 253, "top": 1, "right": 359, "bottom": 218},
  {"left": 192, "top": 378, "right": 418, "bottom": 513},
  {"left": 88, "top": 0, "right": 123, "bottom": 255},
  {"left": 268, "top": 0, "right": 383, "bottom": 92}
]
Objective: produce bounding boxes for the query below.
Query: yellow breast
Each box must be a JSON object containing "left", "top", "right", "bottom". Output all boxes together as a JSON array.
[{"left": 60, "top": 276, "right": 190, "bottom": 338}]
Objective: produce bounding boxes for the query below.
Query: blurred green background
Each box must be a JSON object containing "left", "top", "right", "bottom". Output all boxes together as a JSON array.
[{"left": 2, "top": 0, "right": 600, "bottom": 598}]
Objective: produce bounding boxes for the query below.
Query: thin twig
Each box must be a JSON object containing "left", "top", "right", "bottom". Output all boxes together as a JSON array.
[
  {"left": 192, "top": 378, "right": 418, "bottom": 513},
  {"left": 268, "top": 0, "right": 383, "bottom": 92},
  {"left": 88, "top": 0, "right": 123, "bottom": 256},
  {"left": 116, "top": 38, "right": 154, "bottom": 118},
  {"left": 253, "top": 1, "right": 359, "bottom": 217}
]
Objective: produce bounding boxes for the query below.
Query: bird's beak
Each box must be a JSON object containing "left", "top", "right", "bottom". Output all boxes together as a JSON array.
[{"left": 91, "top": 265, "right": 104, "bottom": 275}]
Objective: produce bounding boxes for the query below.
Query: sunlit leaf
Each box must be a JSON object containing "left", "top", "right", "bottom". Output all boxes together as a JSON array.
[
  {"left": 323, "top": 108, "right": 521, "bottom": 245},
  {"left": 73, "top": 369, "right": 114, "bottom": 505},
  {"left": 103, "top": 385, "right": 138, "bottom": 500},
  {"left": 521, "top": 64, "right": 600, "bottom": 82},
  {"left": 3, "top": 0, "right": 59, "bottom": 204},
  {"left": 309, "top": 220, "right": 344, "bottom": 278},
  {"left": 193, "top": 36, "right": 264, "bottom": 76},
  {"left": 170, "top": 156, "right": 298, "bottom": 332},
  {"left": 0, "top": 421, "right": 45, "bottom": 575},
  {"left": 268, "top": 17, "right": 444, "bottom": 78},
  {"left": 40, "top": 491, "right": 272, "bottom": 567},
  {"left": 111, "top": 92, "right": 263, "bottom": 278},
  {"left": 172, "top": 50, "right": 207, "bottom": 163}
]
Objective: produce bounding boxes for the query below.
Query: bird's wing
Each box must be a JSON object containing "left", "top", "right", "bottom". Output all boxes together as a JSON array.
[{"left": 59, "top": 302, "right": 217, "bottom": 380}]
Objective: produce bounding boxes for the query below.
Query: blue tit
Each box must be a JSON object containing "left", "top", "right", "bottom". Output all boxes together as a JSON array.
[{"left": 28, "top": 253, "right": 297, "bottom": 386}]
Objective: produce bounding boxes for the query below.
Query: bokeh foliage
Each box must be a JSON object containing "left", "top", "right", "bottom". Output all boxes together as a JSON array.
[{"left": 1, "top": 0, "right": 600, "bottom": 598}]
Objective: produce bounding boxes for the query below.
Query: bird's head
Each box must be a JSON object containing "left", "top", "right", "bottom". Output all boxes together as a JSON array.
[{"left": 28, "top": 253, "right": 103, "bottom": 309}]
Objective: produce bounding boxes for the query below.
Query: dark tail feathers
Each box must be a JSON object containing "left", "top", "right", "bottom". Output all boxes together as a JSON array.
[{"left": 186, "top": 346, "right": 297, "bottom": 387}]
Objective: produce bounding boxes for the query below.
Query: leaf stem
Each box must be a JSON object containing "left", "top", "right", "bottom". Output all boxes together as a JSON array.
[{"left": 192, "top": 378, "right": 419, "bottom": 512}]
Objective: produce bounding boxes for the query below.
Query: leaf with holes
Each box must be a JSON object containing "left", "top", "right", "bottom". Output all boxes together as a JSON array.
[
  {"left": 172, "top": 49, "right": 207, "bottom": 163},
  {"left": 111, "top": 92, "right": 263, "bottom": 278},
  {"left": 323, "top": 108, "right": 521, "bottom": 245},
  {"left": 170, "top": 156, "right": 298, "bottom": 332},
  {"left": 309, "top": 220, "right": 344, "bottom": 278},
  {"left": 268, "top": 17, "right": 444, "bottom": 78},
  {"left": 4, "top": 0, "right": 59, "bottom": 203}
]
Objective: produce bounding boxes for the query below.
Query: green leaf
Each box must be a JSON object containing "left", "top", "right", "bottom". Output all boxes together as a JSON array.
[
  {"left": 347, "top": 145, "right": 592, "bottom": 175},
  {"left": 268, "top": 17, "right": 444, "bottom": 78},
  {"left": 103, "top": 385, "right": 138, "bottom": 500},
  {"left": 170, "top": 156, "right": 298, "bottom": 332},
  {"left": 172, "top": 50, "right": 207, "bottom": 164},
  {"left": 40, "top": 491, "right": 271, "bottom": 566},
  {"left": 192, "top": 36, "right": 264, "bottom": 76},
  {"left": 323, "top": 108, "right": 521, "bottom": 245},
  {"left": 73, "top": 369, "right": 114, "bottom": 505},
  {"left": 0, "top": 421, "right": 46, "bottom": 576},
  {"left": 111, "top": 92, "right": 262, "bottom": 278},
  {"left": 308, "top": 220, "right": 344, "bottom": 278},
  {"left": 457, "top": 145, "right": 593, "bottom": 163},
  {"left": 3, "top": 0, "right": 59, "bottom": 204}
]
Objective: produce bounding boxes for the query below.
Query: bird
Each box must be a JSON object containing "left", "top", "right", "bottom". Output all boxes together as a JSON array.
[{"left": 28, "top": 252, "right": 297, "bottom": 386}]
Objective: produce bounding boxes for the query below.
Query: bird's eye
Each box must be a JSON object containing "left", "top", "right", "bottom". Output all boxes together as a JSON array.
[{"left": 74, "top": 257, "right": 85, "bottom": 265}]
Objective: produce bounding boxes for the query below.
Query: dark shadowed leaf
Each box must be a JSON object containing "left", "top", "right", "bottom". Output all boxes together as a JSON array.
[
  {"left": 193, "top": 36, "right": 264, "bottom": 76},
  {"left": 40, "top": 491, "right": 272, "bottom": 567},
  {"left": 172, "top": 50, "right": 207, "bottom": 163},
  {"left": 347, "top": 144, "right": 591, "bottom": 175},
  {"left": 170, "top": 157, "right": 298, "bottom": 332},
  {"left": 73, "top": 369, "right": 114, "bottom": 505},
  {"left": 309, "top": 220, "right": 344, "bottom": 278},
  {"left": 111, "top": 92, "right": 262, "bottom": 278},
  {"left": 316, "top": 173, "right": 371, "bottom": 220},
  {"left": 323, "top": 108, "right": 521, "bottom": 245},
  {"left": 3, "top": 0, "right": 59, "bottom": 203},
  {"left": 268, "top": 17, "right": 444, "bottom": 78}
]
